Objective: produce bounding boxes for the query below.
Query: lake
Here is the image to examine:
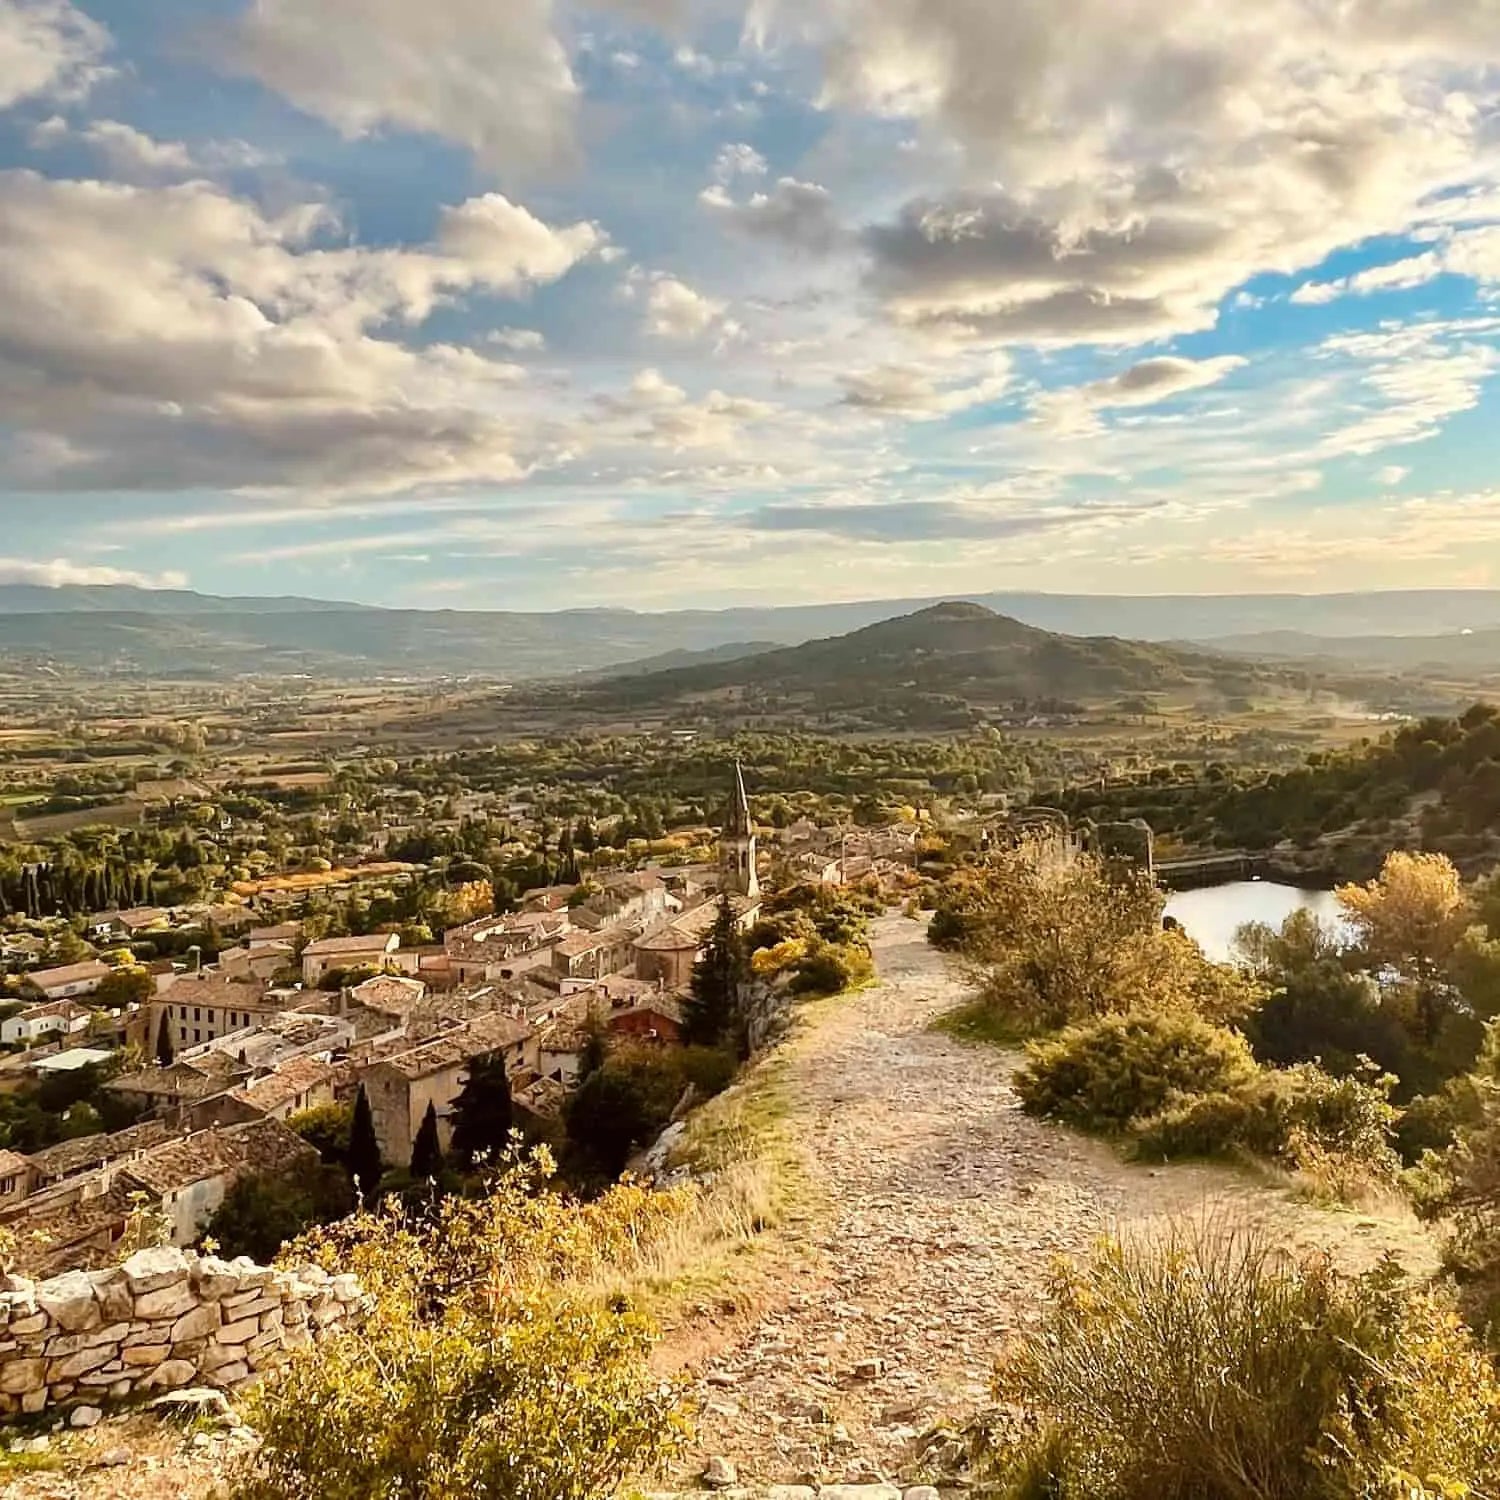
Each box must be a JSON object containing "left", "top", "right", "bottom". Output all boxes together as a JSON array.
[{"left": 1164, "top": 880, "right": 1345, "bottom": 963}]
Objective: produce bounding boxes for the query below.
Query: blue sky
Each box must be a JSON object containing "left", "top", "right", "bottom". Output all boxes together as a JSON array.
[{"left": 0, "top": 0, "right": 1498, "bottom": 609}]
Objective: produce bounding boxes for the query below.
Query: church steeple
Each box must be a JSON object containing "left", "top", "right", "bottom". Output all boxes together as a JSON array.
[{"left": 719, "top": 760, "right": 759, "bottom": 899}]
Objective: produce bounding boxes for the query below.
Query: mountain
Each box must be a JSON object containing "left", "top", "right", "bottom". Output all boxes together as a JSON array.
[
  {"left": 547, "top": 602, "right": 1301, "bottom": 727},
  {"left": 1, "top": 584, "right": 1498, "bottom": 680}
]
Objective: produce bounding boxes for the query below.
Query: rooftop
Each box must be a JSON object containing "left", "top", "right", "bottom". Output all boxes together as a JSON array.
[
  {"left": 26, "top": 1118, "right": 178, "bottom": 1182},
  {"left": 303, "top": 932, "right": 399, "bottom": 957},
  {"left": 375, "top": 1012, "right": 531, "bottom": 1081},
  {"left": 26, "top": 960, "right": 110, "bottom": 989}
]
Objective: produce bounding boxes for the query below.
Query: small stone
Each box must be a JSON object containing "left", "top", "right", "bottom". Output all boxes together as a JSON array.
[
  {"left": 903, "top": 1489, "right": 941, "bottom": 1500},
  {"left": 703, "top": 1454, "right": 738, "bottom": 1489},
  {"left": 853, "top": 1358, "right": 884, "bottom": 1380},
  {"left": 139, "top": 1358, "right": 196, "bottom": 1391},
  {"left": 95, "top": 1447, "right": 131, "bottom": 1468},
  {"left": 122, "top": 1344, "right": 171, "bottom": 1368},
  {"left": 70, "top": 1405, "right": 102, "bottom": 1429},
  {"left": 20, "top": 1387, "right": 46, "bottom": 1414},
  {"left": 818, "top": 1487, "right": 900, "bottom": 1500}
]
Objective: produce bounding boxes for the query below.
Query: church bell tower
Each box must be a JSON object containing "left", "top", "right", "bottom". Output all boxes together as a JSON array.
[{"left": 719, "top": 760, "right": 759, "bottom": 900}]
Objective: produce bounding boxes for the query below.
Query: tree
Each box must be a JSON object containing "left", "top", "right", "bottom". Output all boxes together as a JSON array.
[
  {"left": 203, "top": 1168, "right": 353, "bottom": 1262},
  {"left": 448, "top": 1052, "right": 513, "bottom": 1169},
  {"left": 682, "top": 894, "right": 749, "bottom": 1053},
  {"left": 348, "top": 1085, "right": 383, "bottom": 1205},
  {"left": 1338, "top": 852, "right": 1473, "bottom": 1044},
  {"left": 96, "top": 966, "right": 154, "bottom": 1009},
  {"left": 410, "top": 1100, "right": 445, "bottom": 1180},
  {"left": 155, "top": 1014, "right": 175, "bottom": 1067}
]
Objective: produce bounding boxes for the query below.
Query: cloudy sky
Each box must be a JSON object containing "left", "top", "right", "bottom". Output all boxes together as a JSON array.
[{"left": 0, "top": 0, "right": 1498, "bottom": 608}]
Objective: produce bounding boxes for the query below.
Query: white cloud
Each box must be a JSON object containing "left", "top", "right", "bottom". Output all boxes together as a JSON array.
[
  {"left": 713, "top": 142, "right": 768, "bottom": 182},
  {"left": 745, "top": 0, "right": 1498, "bottom": 344},
  {"left": 1030, "top": 355, "right": 1248, "bottom": 432},
  {"left": 0, "top": 0, "right": 109, "bottom": 108},
  {"left": 701, "top": 175, "right": 846, "bottom": 253},
  {"left": 1377, "top": 464, "right": 1410, "bottom": 486},
  {"left": 0, "top": 556, "right": 186, "bottom": 588},
  {"left": 28, "top": 116, "right": 273, "bottom": 182},
  {"left": 224, "top": 0, "right": 579, "bottom": 176},
  {"left": 839, "top": 358, "right": 1009, "bottom": 417},
  {"left": 0, "top": 170, "right": 604, "bottom": 494},
  {"left": 642, "top": 273, "right": 726, "bottom": 339},
  {"left": 487, "top": 327, "right": 546, "bottom": 352}
]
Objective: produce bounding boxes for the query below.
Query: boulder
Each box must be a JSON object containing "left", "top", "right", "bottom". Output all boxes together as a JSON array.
[
  {"left": 35, "top": 1271, "right": 101, "bottom": 1333},
  {"left": 120, "top": 1247, "right": 190, "bottom": 1296},
  {"left": 703, "top": 1456, "right": 738, "bottom": 1489}
]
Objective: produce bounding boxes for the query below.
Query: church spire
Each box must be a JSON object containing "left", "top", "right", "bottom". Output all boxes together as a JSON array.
[
  {"left": 724, "top": 759, "right": 752, "bottom": 838},
  {"left": 719, "top": 760, "right": 758, "bottom": 899}
]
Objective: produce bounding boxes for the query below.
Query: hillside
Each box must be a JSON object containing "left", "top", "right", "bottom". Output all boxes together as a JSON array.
[
  {"left": 1062, "top": 702, "right": 1500, "bottom": 875},
  {"left": 1207, "top": 628, "right": 1500, "bottom": 679},
  {"left": 553, "top": 602, "right": 1309, "bottom": 727}
]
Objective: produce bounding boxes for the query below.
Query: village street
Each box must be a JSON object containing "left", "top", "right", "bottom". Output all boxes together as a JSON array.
[{"left": 669, "top": 913, "right": 1436, "bottom": 1492}]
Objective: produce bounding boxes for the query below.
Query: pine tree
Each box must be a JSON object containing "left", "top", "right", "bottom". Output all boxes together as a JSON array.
[
  {"left": 683, "top": 894, "right": 749, "bottom": 1054},
  {"left": 448, "top": 1052, "right": 513, "bottom": 1169},
  {"left": 409, "top": 1100, "right": 444, "bottom": 1181},
  {"left": 155, "top": 1014, "right": 175, "bottom": 1068},
  {"left": 348, "top": 1084, "right": 384, "bottom": 1205}
]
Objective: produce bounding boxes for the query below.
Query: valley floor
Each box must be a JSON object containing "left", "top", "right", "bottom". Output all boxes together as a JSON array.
[{"left": 659, "top": 913, "right": 1438, "bottom": 1492}]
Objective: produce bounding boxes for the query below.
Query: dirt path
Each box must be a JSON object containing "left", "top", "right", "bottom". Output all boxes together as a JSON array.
[{"left": 670, "top": 913, "right": 1436, "bottom": 1490}]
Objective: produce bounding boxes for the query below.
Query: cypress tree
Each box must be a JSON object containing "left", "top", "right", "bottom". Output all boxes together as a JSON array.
[
  {"left": 683, "top": 894, "right": 749, "bottom": 1053},
  {"left": 155, "top": 1014, "right": 175, "bottom": 1067},
  {"left": 348, "top": 1084, "right": 384, "bottom": 1205},
  {"left": 449, "top": 1052, "right": 514, "bottom": 1169},
  {"left": 409, "top": 1100, "right": 444, "bottom": 1181}
]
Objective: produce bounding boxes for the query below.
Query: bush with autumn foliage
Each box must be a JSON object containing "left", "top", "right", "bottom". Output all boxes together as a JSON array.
[{"left": 235, "top": 1149, "right": 689, "bottom": 1500}]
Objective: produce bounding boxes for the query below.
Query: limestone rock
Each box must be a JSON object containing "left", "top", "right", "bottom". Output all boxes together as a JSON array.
[
  {"left": 35, "top": 1271, "right": 100, "bottom": 1333},
  {"left": 70, "top": 1404, "right": 102, "bottom": 1429},
  {"left": 89, "top": 1269, "right": 134, "bottom": 1324},
  {"left": 120, "top": 1247, "right": 190, "bottom": 1295},
  {"left": 122, "top": 1344, "right": 171, "bottom": 1368},
  {"left": 191, "top": 1257, "right": 241, "bottom": 1302},
  {"left": 0, "top": 1358, "right": 45, "bottom": 1396},
  {"left": 171, "top": 1304, "right": 222, "bottom": 1343},
  {"left": 134, "top": 1281, "right": 197, "bottom": 1321},
  {"left": 139, "top": 1358, "right": 196, "bottom": 1391}
]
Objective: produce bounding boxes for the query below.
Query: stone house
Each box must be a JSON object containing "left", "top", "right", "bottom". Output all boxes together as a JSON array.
[
  {"left": 0, "top": 997, "right": 93, "bottom": 1047},
  {"left": 300, "top": 932, "right": 399, "bottom": 985},
  {"left": 361, "top": 1013, "right": 535, "bottom": 1165},
  {"left": 22, "top": 960, "right": 111, "bottom": 1002},
  {"left": 0, "top": 1149, "right": 32, "bottom": 1209},
  {"left": 607, "top": 995, "right": 685, "bottom": 1046},
  {"left": 217, "top": 942, "right": 294, "bottom": 984},
  {"left": 153, "top": 975, "right": 276, "bottom": 1052},
  {"left": 550, "top": 925, "right": 637, "bottom": 989},
  {"left": 632, "top": 923, "right": 700, "bottom": 990},
  {"left": 86, "top": 907, "right": 170, "bottom": 942},
  {"left": 189, "top": 1055, "right": 341, "bottom": 1130},
  {"left": 105, "top": 1052, "right": 250, "bottom": 1119}
]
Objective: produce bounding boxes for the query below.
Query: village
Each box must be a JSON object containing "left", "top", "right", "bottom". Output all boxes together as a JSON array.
[{"left": 0, "top": 766, "right": 922, "bottom": 1278}]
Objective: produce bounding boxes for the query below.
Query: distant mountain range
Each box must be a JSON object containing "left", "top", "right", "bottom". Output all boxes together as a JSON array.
[{"left": 0, "top": 583, "right": 1496, "bottom": 679}]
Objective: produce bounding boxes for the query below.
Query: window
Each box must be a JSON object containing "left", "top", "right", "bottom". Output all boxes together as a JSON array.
[
  {"left": 193, "top": 1007, "right": 200, "bottom": 1021},
  {"left": 193, "top": 1029, "right": 200, "bottom": 1043}
]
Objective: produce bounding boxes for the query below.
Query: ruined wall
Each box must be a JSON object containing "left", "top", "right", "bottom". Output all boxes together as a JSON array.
[{"left": 0, "top": 1246, "right": 365, "bottom": 1417}]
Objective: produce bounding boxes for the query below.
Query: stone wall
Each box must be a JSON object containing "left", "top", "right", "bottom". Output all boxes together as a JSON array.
[{"left": 0, "top": 1246, "right": 366, "bottom": 1417}]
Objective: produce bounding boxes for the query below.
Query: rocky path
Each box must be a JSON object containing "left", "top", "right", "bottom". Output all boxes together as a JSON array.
[{"left": 666, "top": 913, "right": 1435, "bottom": 1493}]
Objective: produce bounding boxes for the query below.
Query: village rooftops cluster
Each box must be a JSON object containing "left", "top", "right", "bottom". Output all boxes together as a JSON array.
[{"left": 0, "top": 765, "right": 923, "bottom": 1275}]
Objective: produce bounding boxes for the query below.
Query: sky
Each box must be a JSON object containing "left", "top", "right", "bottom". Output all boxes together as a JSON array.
[{"left": 0, "top": 0, "right": 1498, "bottom": 610}]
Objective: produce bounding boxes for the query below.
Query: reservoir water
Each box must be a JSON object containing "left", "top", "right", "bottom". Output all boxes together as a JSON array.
[{"left": 1164, "top": 880, "right": 1345, "bottom": 963}]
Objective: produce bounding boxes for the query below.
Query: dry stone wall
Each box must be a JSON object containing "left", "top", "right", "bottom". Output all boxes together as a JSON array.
[{"left": 0, "top": 1246, "right": 366, "bottom": 1417}]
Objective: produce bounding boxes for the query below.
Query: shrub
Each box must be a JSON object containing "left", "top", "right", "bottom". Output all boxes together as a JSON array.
[
  {"left": 564, "top": 1044, "right": 736, "bottom": 1181},
  {"left": 238, "top": 1151, "right": 689, "bottom": 1500},
  {"left": 788, "top": 940, "right": 872, "bottom": 997},
  {"left": 1133, "top": 1060, "right": 1401, "bottom": 1194},
  {"left": 948, "top": 847, "right": 1259, "bottom": 1032},
  {"left": 1014, "top": 1011, "right": 1259, "bottom": 1133},
  {"left": 978, "top": 1226, "right": 1500, "bottom": 1500}
]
